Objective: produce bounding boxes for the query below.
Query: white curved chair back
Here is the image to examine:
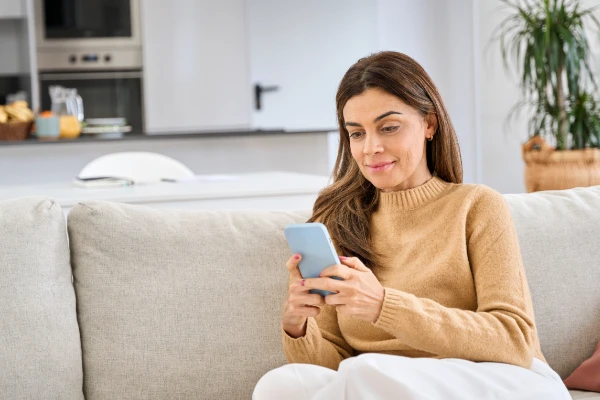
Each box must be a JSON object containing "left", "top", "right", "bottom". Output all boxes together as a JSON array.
[{"left": 78, "top": 152, "right": 195, "bottom": 183}]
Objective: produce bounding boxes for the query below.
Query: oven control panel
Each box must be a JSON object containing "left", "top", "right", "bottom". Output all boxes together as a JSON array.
[
  {"left": 37, "top": 49, "right": 142, "bottom": 71},
  {"left": 69, "top": 54, "right": 113, "bottom": 65}
]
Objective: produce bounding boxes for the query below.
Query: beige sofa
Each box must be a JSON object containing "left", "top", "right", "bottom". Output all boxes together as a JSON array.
[{"left": 1, "top": 185, "right": 599, "bottom": 400}]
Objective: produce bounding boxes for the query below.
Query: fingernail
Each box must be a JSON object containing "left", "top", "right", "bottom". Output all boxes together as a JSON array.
[
  {"left": 301, "top": 280, "right": 305, "bottom": 286},
  {"left": 294, "top": 254, "right": 300, "bottom": 260},
  {"left": 339, "top": 256, "right": 347, "bottom": 260}
]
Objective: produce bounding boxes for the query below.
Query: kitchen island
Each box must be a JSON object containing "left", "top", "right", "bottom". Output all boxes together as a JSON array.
[
  {"left": 0, "top": 171, "right": 329, "bottom": 213},
  {"left": 0, "top": 129, "right": 338, "bottom": 186}
]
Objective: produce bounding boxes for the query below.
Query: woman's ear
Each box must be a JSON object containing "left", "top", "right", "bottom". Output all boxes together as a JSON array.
[{"left": 425, "top": 113, "right": 438, "bottom": 134}]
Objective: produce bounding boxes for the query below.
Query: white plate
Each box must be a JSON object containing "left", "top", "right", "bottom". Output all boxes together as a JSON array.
[
  {"left": 85, "top": 118, "right": 127, "bottom": 126},
  {"left": 81, "top": 125, "right": 132, "bottom": 134}
]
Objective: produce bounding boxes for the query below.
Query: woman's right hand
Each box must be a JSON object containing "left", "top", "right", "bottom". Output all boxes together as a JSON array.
[{"left": 282, "top": 253, "right": 326, "bottom": 338}]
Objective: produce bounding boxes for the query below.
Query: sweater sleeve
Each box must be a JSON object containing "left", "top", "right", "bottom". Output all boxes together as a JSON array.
[
  {"left": 282, "top": 304, "right": 354, "bottom": 370},
  {"left": 372, "top": 186, "right": 537, "bottom": 368}
]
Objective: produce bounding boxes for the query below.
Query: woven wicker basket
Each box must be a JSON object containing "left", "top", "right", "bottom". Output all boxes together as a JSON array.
[
  {"left": 0, "top": 121, "right": 33, "bottom": 141},
  {"left": 522, "top": 136, "right": 600, "bottom": 192}
]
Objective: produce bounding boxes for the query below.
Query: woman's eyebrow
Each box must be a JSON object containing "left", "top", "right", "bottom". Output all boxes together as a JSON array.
[
  {"left": 344, "top": 111, "right": 403, "bottom": 127},
  {"left": 373, "top": 111, "right": 403, "bottom": 122}
]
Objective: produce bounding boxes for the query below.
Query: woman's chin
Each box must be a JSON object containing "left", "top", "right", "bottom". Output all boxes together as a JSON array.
[
  {"left": 361, "top": 168, "right": 410, "bottom": 192},
  {"left": 368, "top": 177, "right": 404, "bottom": 192}
]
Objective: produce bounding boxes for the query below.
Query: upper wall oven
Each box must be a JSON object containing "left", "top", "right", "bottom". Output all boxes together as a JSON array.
[{"left": 34, "top": 0, "right": 142, "bottom": 70}]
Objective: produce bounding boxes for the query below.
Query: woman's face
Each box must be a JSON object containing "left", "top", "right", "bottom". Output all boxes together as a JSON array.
[{"left": 342, "top": 88, "right": 437, "bottom": 192}]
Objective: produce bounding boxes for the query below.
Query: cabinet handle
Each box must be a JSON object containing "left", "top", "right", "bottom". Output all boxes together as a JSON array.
[{"left": 254, "top": 83, "right": 279, "bottom": 110}]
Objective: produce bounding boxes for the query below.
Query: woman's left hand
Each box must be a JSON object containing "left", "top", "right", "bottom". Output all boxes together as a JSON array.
[{"left": 302, "top": 256, "right": 385, "bottom": 323}]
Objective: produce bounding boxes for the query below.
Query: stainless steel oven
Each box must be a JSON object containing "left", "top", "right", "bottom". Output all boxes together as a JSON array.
[
  {"left": 34, "top": 0, "right": 144, "bottom": 131},
  {"left": 35, "top": 0, "right": 142, "bottom": 70},
  {"left": 39, "top": 70, "right": 144, "bottom": 132}
]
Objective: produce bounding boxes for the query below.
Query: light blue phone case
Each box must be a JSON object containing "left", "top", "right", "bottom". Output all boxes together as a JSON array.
[{"left": 284, "top": 222, "right": 342, "bottom": 296}]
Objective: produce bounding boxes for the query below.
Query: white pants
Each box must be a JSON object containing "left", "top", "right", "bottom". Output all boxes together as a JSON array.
[{"left": 253, "top": 354, "right": 571, "bottom": 400}]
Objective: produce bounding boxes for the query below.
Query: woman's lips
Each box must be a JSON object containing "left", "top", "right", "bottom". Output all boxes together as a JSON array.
[{"left": 367, "top": 162, "right": 395, "bottom": 172}]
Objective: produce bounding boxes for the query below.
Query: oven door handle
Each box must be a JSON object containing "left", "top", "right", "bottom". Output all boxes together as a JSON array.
[{"left": 39, "top": 71, "right": 143, "bottom": 81}]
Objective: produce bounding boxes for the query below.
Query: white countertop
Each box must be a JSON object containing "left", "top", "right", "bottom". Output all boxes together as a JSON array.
[{"left": 0, "top": 171, "right": 330, "bottom": 207}]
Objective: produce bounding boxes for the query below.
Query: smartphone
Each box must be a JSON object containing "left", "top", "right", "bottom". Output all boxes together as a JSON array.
[{"left": 284, "top": 222, "right": 342, "bottom": 296}]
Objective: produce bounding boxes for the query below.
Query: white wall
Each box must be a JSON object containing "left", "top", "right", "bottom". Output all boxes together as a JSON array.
[
  {"left": 583, "top": 0, "right": 600, "bottom": 80},
  {"left": 437, "top": 0, "right": 479, "bottom": 185},
  {"left": 376, "top": 0, "right": 449, "bottom": 96}
]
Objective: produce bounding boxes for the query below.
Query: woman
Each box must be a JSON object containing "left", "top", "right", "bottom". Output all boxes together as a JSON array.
[{"left": 253, "top": 51, "right": 570, "bottom": 400}]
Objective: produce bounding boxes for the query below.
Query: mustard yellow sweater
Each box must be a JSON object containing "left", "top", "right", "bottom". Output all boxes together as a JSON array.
[{"left": 283, "top": 177, "right": 545, "bottom": 370}]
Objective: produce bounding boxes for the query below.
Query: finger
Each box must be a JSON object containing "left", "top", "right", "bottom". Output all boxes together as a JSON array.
[
  {"left": 293, "top": 305, "right": 320, "bottom": 318},
  {"left": 324, "top": 293, "right": 344, "bottom": 306},
  {"left": 303, "top": 306, "right": 321, "bottom": 318},
  {"left": 285, "top": 253, "right": 303, "bottom": 279},
  {"left": 319, "top": 264, "right": 353, "bottom": 280},
  {"left": 339, "top": 256, "right": 370, "bottom": 272},
  {"left": 300, "top": 293, "right": 326, "bottom": 307},
  {"left": 302, "top": 277, "right": 344, "bottom": 293}
]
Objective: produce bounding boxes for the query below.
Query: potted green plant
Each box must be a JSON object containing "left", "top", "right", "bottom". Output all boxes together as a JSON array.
[{"left": 492, "top": 0, "right": 600, "bottom": 192}]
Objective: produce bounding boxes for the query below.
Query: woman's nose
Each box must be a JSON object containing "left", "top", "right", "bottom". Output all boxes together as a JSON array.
[{"left": 363, "top": 133, "right": 383, "bottom": 155}]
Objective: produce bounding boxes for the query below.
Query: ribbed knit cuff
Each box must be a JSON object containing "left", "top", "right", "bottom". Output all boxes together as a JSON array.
[
  {"left": 282, "top": 317, "right": 319, "bottom": 354},
  {"left": 373, "top": 288, "right": 409, "bottom": 334}
]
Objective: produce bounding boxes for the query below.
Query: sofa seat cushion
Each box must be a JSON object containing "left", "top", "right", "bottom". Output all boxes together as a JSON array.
[
  {"left": 0, "top": 197, "right": 83, "bottom": 400},
  {"left": 67, "top": 201, "right": 308, "bottom": 400},
  {"left": 570, "top": 390, "right": 600, "bottom": 399}
]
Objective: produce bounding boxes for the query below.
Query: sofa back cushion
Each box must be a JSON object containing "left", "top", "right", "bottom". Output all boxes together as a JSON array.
[
  {"left": 0, "top": 197, "right": 83, "bottom": 400},
  {"left": 67, "top": 184, "right": 600, "bottom": 398},
  {"left": 505, "top": 186, "right": 600, "bottom": 379},
  {"left": 67, "top": 201, "right": 307, "bottom": 400}
]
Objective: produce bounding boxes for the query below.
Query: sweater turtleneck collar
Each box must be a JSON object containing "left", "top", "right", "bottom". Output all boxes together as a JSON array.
[{"left": 377, "top": 176, "right": 451, "bottom": 211}]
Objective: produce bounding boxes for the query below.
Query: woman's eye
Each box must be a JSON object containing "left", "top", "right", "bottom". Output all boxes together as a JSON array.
[
  {"left": 349, "top": 131, "right": 364, "bottom": 139},
  {"left": 381, "top": 126, "right": 399, "bottom": 133}
]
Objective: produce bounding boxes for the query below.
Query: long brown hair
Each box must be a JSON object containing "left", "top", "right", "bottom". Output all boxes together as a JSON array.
[{"left": 308, "top": 51, "right": 463, "bottom": 268}]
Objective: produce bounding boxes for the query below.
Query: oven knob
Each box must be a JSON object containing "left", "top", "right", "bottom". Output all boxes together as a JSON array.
[
  {"left": 104, "top": 54, "right": 111, "bottom": 63},
  {"left": 69, "top": 55, "right": 77, "bottom": 64}
]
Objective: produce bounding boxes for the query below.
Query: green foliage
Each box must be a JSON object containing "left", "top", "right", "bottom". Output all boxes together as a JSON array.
[{"left": 491, "top": 0, "right": 600, "bottom": 149}]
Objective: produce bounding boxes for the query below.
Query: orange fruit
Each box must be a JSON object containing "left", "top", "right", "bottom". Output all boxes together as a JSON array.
[{"left": 59, "top": 115, "right": 81, "bottom": 138}]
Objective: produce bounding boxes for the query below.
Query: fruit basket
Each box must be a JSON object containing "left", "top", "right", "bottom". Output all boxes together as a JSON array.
[
  {"left": 0, "top": 121, "right": 34, "bottom": 141},
  {"left": 0, "top": 101, "right": 35, "bottom": 141}
]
